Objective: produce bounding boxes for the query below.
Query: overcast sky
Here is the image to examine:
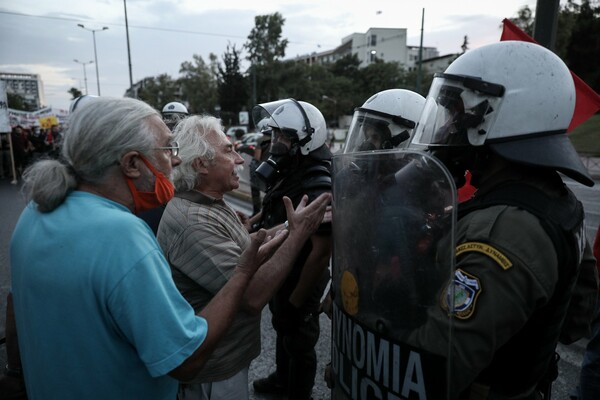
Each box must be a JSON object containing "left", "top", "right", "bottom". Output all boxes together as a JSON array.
[{"left": 0, "top": 0, "right": 540, "bottom": 111}]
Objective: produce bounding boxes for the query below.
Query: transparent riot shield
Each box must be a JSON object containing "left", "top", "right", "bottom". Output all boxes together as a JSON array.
[{"left": 331, "top": 149, "right": 457, "bottom": 400}]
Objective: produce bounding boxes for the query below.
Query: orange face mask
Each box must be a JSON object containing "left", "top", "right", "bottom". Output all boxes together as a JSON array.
[{"left": 126, "top": 155, "right": 175, "bottom": 214}]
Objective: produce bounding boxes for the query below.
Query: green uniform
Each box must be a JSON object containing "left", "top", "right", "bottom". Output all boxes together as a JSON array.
[{"left": 408, "top": 168, "right": 598, "bottom": 399}]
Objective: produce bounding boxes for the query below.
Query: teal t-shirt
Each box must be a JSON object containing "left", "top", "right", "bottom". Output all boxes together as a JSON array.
[{"left": 11, "top": 191, "right": 207, "bottom": 400}]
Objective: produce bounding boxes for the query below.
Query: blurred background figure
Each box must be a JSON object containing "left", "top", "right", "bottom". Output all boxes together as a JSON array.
[{"left": 162, "top": 101, "right": 189, "bottom": 131}]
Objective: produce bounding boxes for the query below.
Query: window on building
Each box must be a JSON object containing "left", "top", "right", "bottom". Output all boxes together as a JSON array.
[{"left": 370, "top": 35, "right": 377, "bottom": 46}]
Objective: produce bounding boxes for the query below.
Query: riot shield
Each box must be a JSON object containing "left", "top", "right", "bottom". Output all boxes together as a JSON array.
[{"left": 331, "top": 149, "right": 457, "bottom": 400}]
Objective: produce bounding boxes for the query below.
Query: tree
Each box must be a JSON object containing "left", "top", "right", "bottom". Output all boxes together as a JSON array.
[
  {"left": 509, "top": 1, "right": 600, "bottom": 92},
  {"left": 68, "top": 87, "right": 82, "bottom": 99},
  {"left": 509, "top": 5, "right": 535, "bottom": 35},
  {"left": 358, "top": 61, "right": 407, "bottom": 101},
  {"left": 245, "top": 13, "right": 289, "bottom": 66},
  {"left": 136, "top": 74, "right": 179, "bottom": 110},
  {"left": 179, "top": 54, "right": 219, "bottom": 114},
  {"left": 245, "top": 13, "right": 290, "bottom": 105},
  {"left": 565, "top": 0, "right": 600, "bottom": 92},
  {"left": 217, "top": 43, "right": 249, "bottom": 124}
]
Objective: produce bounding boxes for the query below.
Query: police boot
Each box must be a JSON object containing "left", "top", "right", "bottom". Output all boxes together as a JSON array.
[{"left": 253, "top": 372, "right": 287, "bottom": 396}]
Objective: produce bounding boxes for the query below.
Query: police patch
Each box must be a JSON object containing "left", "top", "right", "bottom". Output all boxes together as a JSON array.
[
  {"left": 456, "top": 241, "right": 513, "bottom": 270},
  {"left": 441, "top": 269, "right": 481, "bottom": 320}
]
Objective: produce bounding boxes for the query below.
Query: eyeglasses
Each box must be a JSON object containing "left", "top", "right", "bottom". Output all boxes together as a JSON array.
[{"left": 154, "top": 141, "right": 179, "bottom": 157}]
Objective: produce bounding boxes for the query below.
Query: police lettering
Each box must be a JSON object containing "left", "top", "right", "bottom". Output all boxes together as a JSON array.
[{"left": 332, "top": 303, "right": 446, "bottom": 400}]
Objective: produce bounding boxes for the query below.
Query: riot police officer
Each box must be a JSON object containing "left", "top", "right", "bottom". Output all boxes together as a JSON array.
[
  {"left": 344, "top": 88, "right": 425, "bottom": 153},
  {"left": 404, "top": 40, "right": 599, "bottom": 399},
  {"left": 162, "top": 101, "right": 189, "bottom": 131},
  {"left": 250, "top": 99, "right": 332, "bottom": 400}
]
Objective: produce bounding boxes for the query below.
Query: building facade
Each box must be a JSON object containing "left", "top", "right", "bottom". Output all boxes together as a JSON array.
[
  {"left": 420, "top": 53, "right": 461, "bottom": 74},
  {"left": 0, "top": 72, "right": 46, "bottom": 109},
  {"left": 293, "top": 27, "right": 439, "bottom": 70}
]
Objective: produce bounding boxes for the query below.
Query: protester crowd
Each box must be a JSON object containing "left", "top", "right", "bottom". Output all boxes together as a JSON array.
[
  {"left": 1, "top": 39, "right": 599, "bottom": 400},
  {"left": 0, "top": 124, "right": 64, "bottom": 180}
]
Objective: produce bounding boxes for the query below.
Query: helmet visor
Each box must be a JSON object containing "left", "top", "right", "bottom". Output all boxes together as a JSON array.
[
  {"left": 344, "top": 108, "right": 414, "bottom": 153},
  {"left": 411, "top": 74, "right": 503, "bottom": 148},
  {"left": 252, "top": 100, "right": 291, "bottom": 128}
]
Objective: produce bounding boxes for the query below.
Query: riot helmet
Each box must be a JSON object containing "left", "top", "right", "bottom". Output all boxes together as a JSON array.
[
  {"left": 345, "top": 89, "right": 425, "bottom": 153},
  {"left": 410, "top": 41, "right": 593, "bottom": 187},
  {"left": 162, "top": 101, "right": 189, "bottom": 130},
  {"left": 255, "top": 117, "right": 271, "bottom": 134},
  {"left": 252, "top": 99, "right": 329, "bottom": 157},
  {"left": 252, "top": 99, "right": 331, "bottom": 189}
]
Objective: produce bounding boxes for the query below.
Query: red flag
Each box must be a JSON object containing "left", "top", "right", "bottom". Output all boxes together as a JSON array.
[{"left": 501, "top": 18, "right": 600, "bottom": 132}]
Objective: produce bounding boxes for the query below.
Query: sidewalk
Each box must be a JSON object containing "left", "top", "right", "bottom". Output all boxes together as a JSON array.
[{"left": 580, "top": 154, "right": 600, "bottom": 178}]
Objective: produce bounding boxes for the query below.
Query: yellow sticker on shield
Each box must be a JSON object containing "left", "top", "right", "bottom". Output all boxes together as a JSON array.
[{"left": 341, "top": 271, "right": 359, "bottom": 315}]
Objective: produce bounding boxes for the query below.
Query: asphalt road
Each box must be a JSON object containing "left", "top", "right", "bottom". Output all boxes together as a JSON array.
[{"left": 0, "top": 156, "right": 598, "bottom": 399}]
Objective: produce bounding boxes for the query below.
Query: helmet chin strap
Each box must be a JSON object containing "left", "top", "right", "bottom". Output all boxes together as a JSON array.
[{"left": 289, "top": 98, "right": 315, "bottom": 149}]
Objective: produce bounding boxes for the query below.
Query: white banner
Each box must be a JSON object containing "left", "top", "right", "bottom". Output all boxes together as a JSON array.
[{"left": 7, "top": 106, "right": 69, "bottom": 129}]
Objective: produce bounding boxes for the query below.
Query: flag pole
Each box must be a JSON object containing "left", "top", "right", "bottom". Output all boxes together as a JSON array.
[{"left": 7, "top": 131, "right": 18, "bottom": 185}]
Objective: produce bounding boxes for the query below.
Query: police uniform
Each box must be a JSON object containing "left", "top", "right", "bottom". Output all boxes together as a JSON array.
[
  {"left": 258, "top": 156, "right": 332, "bottom": 400},
  {"left": 407, "top": 167, "right": 598, "bottom": 399}
]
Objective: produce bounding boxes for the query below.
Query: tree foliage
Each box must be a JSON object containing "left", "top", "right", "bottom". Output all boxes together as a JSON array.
[
  {"left": 565, "top": 0, "right": 600, "bottom": 92},
  {"left": 510, "top": 5, "right": 535, "bottom": 35},
  {"left": 136, "top": 74, "right": 179, "bottom": 111},
  {"left": 218, "top": 44, "right": 249, "bottom": 125},
  {"left": 510, "top": 0, "right": 600, "bottom": 92},
  {"left": 245, "top": 13, "right": 289, "bottom": 65},
  {"left": 130, "top": 3, "right": 599, "bottom": 129},
  {"left": 179, "top": 54, "right": 219, "bottom": 114}
]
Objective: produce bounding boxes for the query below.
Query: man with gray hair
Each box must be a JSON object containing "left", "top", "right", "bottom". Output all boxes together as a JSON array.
[
  {"left": 157, "top": 115, "right": 330, "bottom": 399},
  {"left": 8, "top": 97, "right": 287, "bottom": 400}
]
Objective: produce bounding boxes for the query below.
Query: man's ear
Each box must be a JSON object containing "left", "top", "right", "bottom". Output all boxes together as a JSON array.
[
  {"left": 193, "top": 158, "right": 209, "bottom": 174},
  {"left": 120, "top": 151, "right": 143, "bottom": 178}
]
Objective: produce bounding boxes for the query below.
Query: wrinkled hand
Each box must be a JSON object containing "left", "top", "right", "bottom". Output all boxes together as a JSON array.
[
  {"left": 284, "top": 192, "right": 331, "bottom": 240},
  {"left": 237, "top": 229, "right": 288, "bottom": 277}
]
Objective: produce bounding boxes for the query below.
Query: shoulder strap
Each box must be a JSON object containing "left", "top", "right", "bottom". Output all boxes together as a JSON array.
[{"left": 458, "top": 182, "right": 584, "bottom": 268}]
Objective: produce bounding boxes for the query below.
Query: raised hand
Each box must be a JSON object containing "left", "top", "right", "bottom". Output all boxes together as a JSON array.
[
  {"left": 238, "top": 229, "right": 288, "bottom": 277},
  {"left": 284, "top": 192, "right": 331, "bottom": 241}
]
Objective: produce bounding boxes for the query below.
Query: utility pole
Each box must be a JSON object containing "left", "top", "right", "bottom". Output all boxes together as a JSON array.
[
  {"left": 74, "top": 59, "right": 94, "bottom": 95},
  {"left": 416, "top": 8, "right": 425, "bottom": 94},
  {"left": 123, "top": 0, "right": 134, "bottom": 92},
  {"left": 533, "top": 0, "right": 560, "bottom": 51},
  {"left": 77, "top": 24, "right": 109, "bottom": 96}
]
